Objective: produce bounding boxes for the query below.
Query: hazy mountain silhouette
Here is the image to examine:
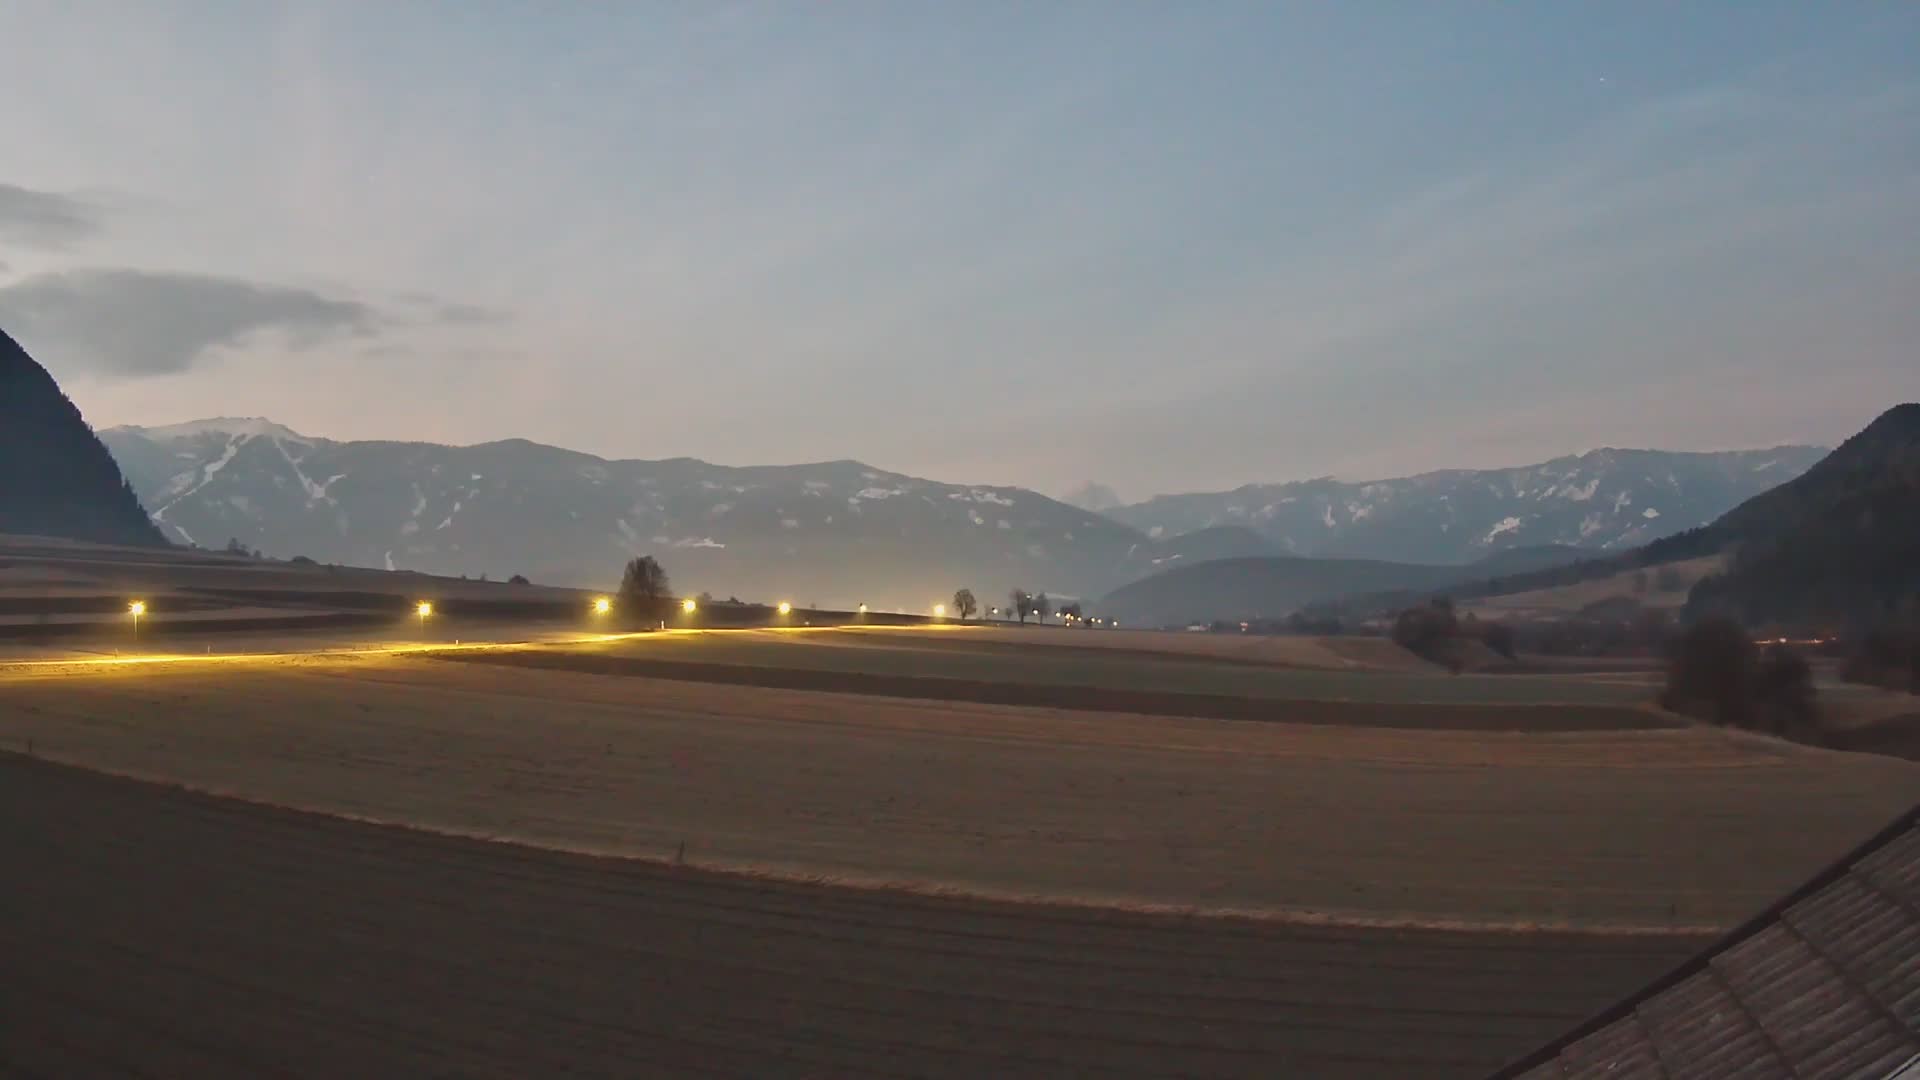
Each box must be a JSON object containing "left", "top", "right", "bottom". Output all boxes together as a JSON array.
[
  {"left": 1060, "top": 481, "right": 1124, "bottom": 513},
  {"left": 0, "top": 326, "right": 166, "bottom": 547},
  {"left": 1109, "top": 447, "right": 1825, "bottom": 563}
]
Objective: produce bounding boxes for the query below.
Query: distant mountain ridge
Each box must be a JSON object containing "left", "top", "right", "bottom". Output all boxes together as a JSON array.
[
  {"left": 1109, "top": 446, "right": 1826, "bottom": 565},
  {"left": 101, "top": 418, "right": 1168, "bottom": 606},
  {"left": 101, "top": 416, "right": 1833, "bottom": 610},
  {"left": 1309, "top": 405, "right": 1918, "bottom": 627},
  {"left": 0, "top": 327, "right": 165, "bottom": 548}
]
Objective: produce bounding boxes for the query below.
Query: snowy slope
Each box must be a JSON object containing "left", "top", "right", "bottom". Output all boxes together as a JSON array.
[
  {"left": 1107, "top": 447, "right": 1826, "bottom": 565},
  {"left": 101, "top": 419, "right": 1160, "bottom": 606}
]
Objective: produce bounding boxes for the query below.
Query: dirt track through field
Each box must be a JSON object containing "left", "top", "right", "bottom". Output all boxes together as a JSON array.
[
  {"left": 0, "top": 753, "right": 1696, "bottom": 1079},
  {"left": 4, "top": 655, "right": 1914, "bottom": 928}
]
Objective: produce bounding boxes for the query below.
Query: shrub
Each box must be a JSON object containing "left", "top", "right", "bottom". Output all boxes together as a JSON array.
[
  {"left": 507, "top": 574, "right": 530, "bottom": 586},
  {"left": 1841, "top": 627, "right": 1919, "bottom": 693},
  {"left": 1660, "top": 617, "right": 1820, "bottom": 739},
  {"left": 1481, "top": 622, "right": 1517, "bottom": 660}
]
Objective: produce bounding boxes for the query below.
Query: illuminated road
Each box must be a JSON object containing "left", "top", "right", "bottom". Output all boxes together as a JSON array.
[{"left": 0, "top": 623, "right": 967, "bottom": 675}]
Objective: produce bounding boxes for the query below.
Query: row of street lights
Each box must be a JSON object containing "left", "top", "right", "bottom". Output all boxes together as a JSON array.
[{"left": 118, "top": 591, "right": 1087, "bottom": 647}]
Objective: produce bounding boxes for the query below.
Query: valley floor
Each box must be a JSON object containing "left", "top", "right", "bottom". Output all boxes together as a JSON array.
[
  {"left": 0, "top": 753, "right": 1692, "bottom": 1079},
  {"left": 2, "top": 650, "right": 1911, "bottom": 928}
]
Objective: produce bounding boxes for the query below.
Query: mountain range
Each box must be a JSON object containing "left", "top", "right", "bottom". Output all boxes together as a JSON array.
[
  {"left": 1105, "top": 446, "right": 1826, "bottom": 565},
  {"left": 1310, "top": 404, "right": 1920, "bottom": 631},
  {"left": 100, "top": 419, "right": 1154, "bottom": 607},
  {"left": 0, "top": 327, "right": 164, "bottom": 548},
  {"left": 99, "top": 417, "right": 1825, "bottom": 609}
]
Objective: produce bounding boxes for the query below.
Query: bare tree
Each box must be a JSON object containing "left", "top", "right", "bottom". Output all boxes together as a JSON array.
[
  {"left": 1009, "top": 589, "right": 1033, "bottom": 624},
  {"left": 618, "top": 556, "right": 672, "bottom": 619},
  {"left": 1034, "top": 592, "right": 1052, "bottom": 624},
  {"left": 952, "top": 588, "right": 978, "bottom": 622}
]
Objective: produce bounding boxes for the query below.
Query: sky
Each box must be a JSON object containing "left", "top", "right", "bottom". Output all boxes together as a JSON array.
[{"left": 1, "top": 3, "right": 1916, "bottom": 501}]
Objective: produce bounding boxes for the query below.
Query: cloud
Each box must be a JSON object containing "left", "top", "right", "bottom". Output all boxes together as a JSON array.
[
  {"left": 0, "top": 268, "right": 379, "bottom": 377},
  {"left": 0, "top": 182, "right": 103, "bottom": 248}
]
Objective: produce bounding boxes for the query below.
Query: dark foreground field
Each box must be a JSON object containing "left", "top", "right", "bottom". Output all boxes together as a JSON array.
[{"left": 0, "top": 753, "right": 1693, "bottom": 1079}]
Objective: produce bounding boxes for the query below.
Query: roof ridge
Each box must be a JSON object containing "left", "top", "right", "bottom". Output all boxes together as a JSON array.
[{"left": 1489, "top": 802, "right": 1920, "bottom": 1077}]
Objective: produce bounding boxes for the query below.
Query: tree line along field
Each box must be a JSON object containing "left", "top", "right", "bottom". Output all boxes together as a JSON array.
[
  {"left": 0, "top": 753, "right": 1697, "bottom": 1079},
  {"left": 2, "top": 651, "right": 1912, "bottom": 929}
]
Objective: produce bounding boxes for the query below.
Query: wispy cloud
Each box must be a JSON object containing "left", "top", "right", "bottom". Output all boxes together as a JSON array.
[
  {"left": 0, "top": 182, "right": 102, "bottom": 249},
  {"left": 0, "top": 268, "right": 379, "bottom": 378}
]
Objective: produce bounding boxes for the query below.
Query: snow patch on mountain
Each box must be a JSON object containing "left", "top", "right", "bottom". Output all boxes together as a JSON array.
[
  {"left": 121, "top": 417, "right": 308, "bottom": 444},
  {"left": 1485, "top": 516, "right": 1523, "bottom": 543}
]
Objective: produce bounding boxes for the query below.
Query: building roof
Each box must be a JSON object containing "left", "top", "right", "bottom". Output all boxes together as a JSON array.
[{"left": 1493, "top": 805, "right": 1920, "bottom": 1079}]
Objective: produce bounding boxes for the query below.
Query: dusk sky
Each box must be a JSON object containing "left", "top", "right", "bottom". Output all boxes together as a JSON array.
[{"left": 2, "top": 3, "right": 1915, "bottom": 500}]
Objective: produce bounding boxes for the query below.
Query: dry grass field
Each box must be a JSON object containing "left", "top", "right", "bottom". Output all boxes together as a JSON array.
[
  {"left": 493, "top": 628, "right": 1657, "bottom": 707},
  {"left": 843, "top": 624, "right": 1445, "bottom": 671},
  {"left": 4, "top": 583, "right": 1915, "bottom": 1077},
  {"left": 0, "top": 753, "right": 1698, "bottom": 1079},
  {"left": 4, "top": 651, "right": 1912, "bottom": 929}
]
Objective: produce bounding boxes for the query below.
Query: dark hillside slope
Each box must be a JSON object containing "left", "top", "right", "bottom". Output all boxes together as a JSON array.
[
  {"left": 1322, "top": 405, "right": 1920, "bottom": 624},
  {"left": 0, "top": 326, "right": 166, "bottom": 547},
  {"left": 1687, "top": 404, "right": 1920, "bottom": 626},
  {"left": 1098, "top": 545, "right": 1590, "bottom": 626},
  {"left": 1099, "top": 555, "right": 1467, "bottom": 625}
]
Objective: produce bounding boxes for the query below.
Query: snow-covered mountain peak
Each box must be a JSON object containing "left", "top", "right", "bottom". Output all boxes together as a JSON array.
[{"left": 114, "top": 417, "right": 311, "bottom": 445}]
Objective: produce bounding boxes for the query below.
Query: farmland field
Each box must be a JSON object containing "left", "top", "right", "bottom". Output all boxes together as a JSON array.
[
  {"left": 474, "top": 626, "right": 1658, "bottom": 706},
  {"left": 0, "top": 753, "right": 1696, "bottom": 1079},
  {"left": 3, "top": 650, "right": 1912, "bottom": 928},
  {"left": 4, "top": 619, "right": 1916, "bottom": 1078}
]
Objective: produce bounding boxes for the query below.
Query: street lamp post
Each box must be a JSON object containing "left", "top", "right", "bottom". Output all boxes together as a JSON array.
[
  {"left": 128, "top": 600, "right": 146, "bottom": 643},
  {"left": 416, "top": 600, "right": 433, "bottom": 634}
]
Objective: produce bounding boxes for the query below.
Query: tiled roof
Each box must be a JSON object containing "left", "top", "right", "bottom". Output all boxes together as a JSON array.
[{"left": 1494, "top": 805, "right": 1920, "bottom": 1079}]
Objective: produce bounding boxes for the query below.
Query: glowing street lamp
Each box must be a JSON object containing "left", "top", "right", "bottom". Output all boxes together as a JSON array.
[
  {"left": 592, "top": 596, "right": 612, "bottom": 616},
  {"left": 857, "top": 603, "right": 868, "bottom": 615},
  {"left": 933, "top": 603, "right": 946, "bottom": 618},
  {"left": 416, "top": 600, "right": 433, "bottom": 631},
  {"left": 777, "top": 601, "right": 793, "bottom": 616},
  {"left": 682, "top": 597, "right": 697, "bottom": 614},
  {"left": 128, "top": 600, "right": 146, "bottom": 642}
]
